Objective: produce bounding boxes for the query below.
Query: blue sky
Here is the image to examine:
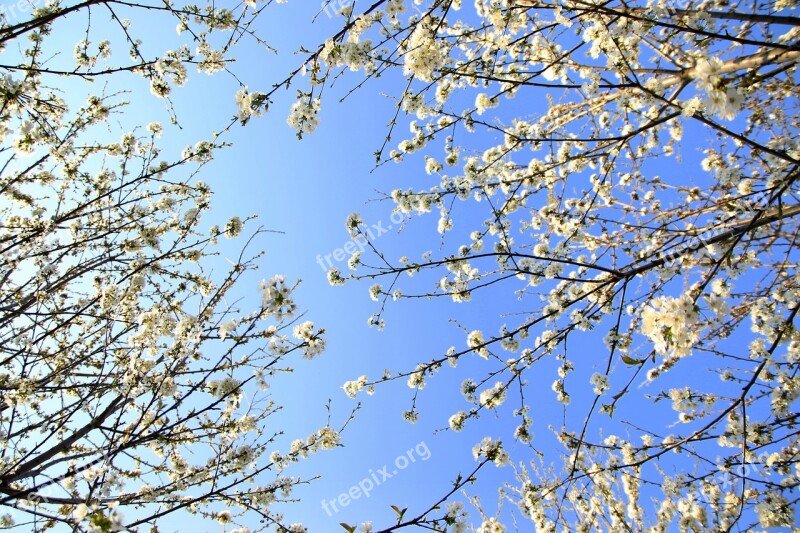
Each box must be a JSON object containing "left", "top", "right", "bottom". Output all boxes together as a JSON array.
[
  {"left": 13, "top": 0, "right": 798, "bottom": 530},
  {"left": 182, "top": 5, "right": 536, "bottom": 529}
]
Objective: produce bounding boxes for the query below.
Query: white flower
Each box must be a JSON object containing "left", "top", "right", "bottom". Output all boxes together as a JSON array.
[
  {"left": 287, "top": 98, "right": 320, "bottom": 137},
  {"left": 681, "top": 96, "right": 702, "bottom": 117},
  {"left": 403, "top": 24, "right": 447, "bottom": 82},
  {"left": 479, "top": 382, "right": 507, "bottom": 409},
  {"left": 146, "top": 121, "right": 162, "bottom": 137},
  {"left": 369, "top": 283, "right": 382, "bottom": 301},
  {"left": 590, "top": 372, "right": 609, "bottom": 395},
  {"left": 327, "top": 268, "right": 345, "bottom": 285},
  {"left": 703, "top": 86, "right": 743, "bottom": 120},
  {"left": 472, "top": 437, "right": 508, "bottom": 466},
  {"left": 219, "top": 319, "right": 237, "bottom": 341},
  {"left": 224, "top": 216, "right": 243, "bottom": 238},
  {"left": 196, "top": 42, "right": 225, "bottom": 74},
  {"left": 693, "top": 57, "right": 724, "bottom": 90},
  {"left": 209, "top": 377, "right": 241, "bottom": 399},
  {"left": 235, "top": 87, "right": 266, "bottom": 121},
  {"left": 449, "top": 411, "right": 467, "bottom": 431},
  {"left": 477, "top": 517, "right": 506, "bottom": 533},
  {"left": 293, "top": 321, "right": 326, "bottom": 359},
  {"left": 342, "top": 375, "right": 368, "bottom": 398},
  {"left": 348, "top": 251, "right": 362, "bottom": 270},
  {"left": 755, "top": 492, "right": 793, "bottom": 527},
  {"left": 467, "top": 329, "right": 488, "bottom": 358},
  {"left": 260, "top": 275, "right": 296, "bottom": 320},
  {"left": 407, "top": 365, "right": 426, "bottom": 389},
  {"left": 403, "top": 410, "right": 419, "bottom": 423},
  {"left": 216, "top": 510, "right": 232, "bottom": 524},
  {"left": 317, "top": 427, "right": 340, "bottom": 449},
  {"left": 292, "top": 320, "right": 314, "bottom": 341},
  {"left": 73, "top": 504, "right": 90, "bottom": 521},
  {"left": 474, "top": 93, "right": 498, "bottom": 115},
  {"left": 345, "top": 212, "right": 363, "bottom": 236},
  {"left": 446, "top": 501, "right": 464, "bottom": 519},
  {"left": 640, "top": 295, "right": 700, "bottom": 362}
]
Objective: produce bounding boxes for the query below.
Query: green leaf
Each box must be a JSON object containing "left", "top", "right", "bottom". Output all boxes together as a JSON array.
[
  {"left": 391, "top": 505, "right": 407, "bottom": 522},
  {"left": 89, "top": 511, "right": 113, "bottom": 533},
  {"left": 340, "top": 523, "right": 356, "bottom": 533},
  {"left": 621, "top": 355, "right": 645, "bottom": 365}
]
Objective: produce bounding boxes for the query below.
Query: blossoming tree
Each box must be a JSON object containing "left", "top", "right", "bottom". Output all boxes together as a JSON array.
[
  {"left": 287, "top": 0, "right": 800, "bottom": 530},
  {"left": 0, "top": 1, "right": 337, "bottom": 531}
]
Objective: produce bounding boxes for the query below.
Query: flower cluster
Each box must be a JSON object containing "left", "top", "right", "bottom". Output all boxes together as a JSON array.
[
  {"left": 641, "top": 295, "right": 700, "bottom": 364},
  {"left": 287, "top": 97, "right": 320, "bottom": 137},
  {"left": 292, "top": 320, "right": 326, "bottom": 359},
  {"left": 479, "top": 382, "right": 507, "bottom": 409},
  {"left": 472, "top": 437, "right": 509, "bottom": 467},
  {"left": 693, "top": 57, "right": 743, "bottom": 120},
  {"left": 260, "top": 275, "right": 297, "bottom": 320},
  {"left": 235, "top": 87, "right": 268, "bottom": 122},
  {"left": 342, "top": 375, "right": 371, "bottom": 398},
  {"left": 402, "top": 23, "right": 447, "bottom": 82}
]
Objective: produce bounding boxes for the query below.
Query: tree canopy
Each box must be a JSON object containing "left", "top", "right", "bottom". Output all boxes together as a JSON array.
[
  {"left": 0, "top": 1, "right": 336, "bottom": 531},
  {"left": 295, "top": 0, "right": 800, "bottom": 530},
  {"left": 2, "top": 0, "right": 800, "bottom": 531}
]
